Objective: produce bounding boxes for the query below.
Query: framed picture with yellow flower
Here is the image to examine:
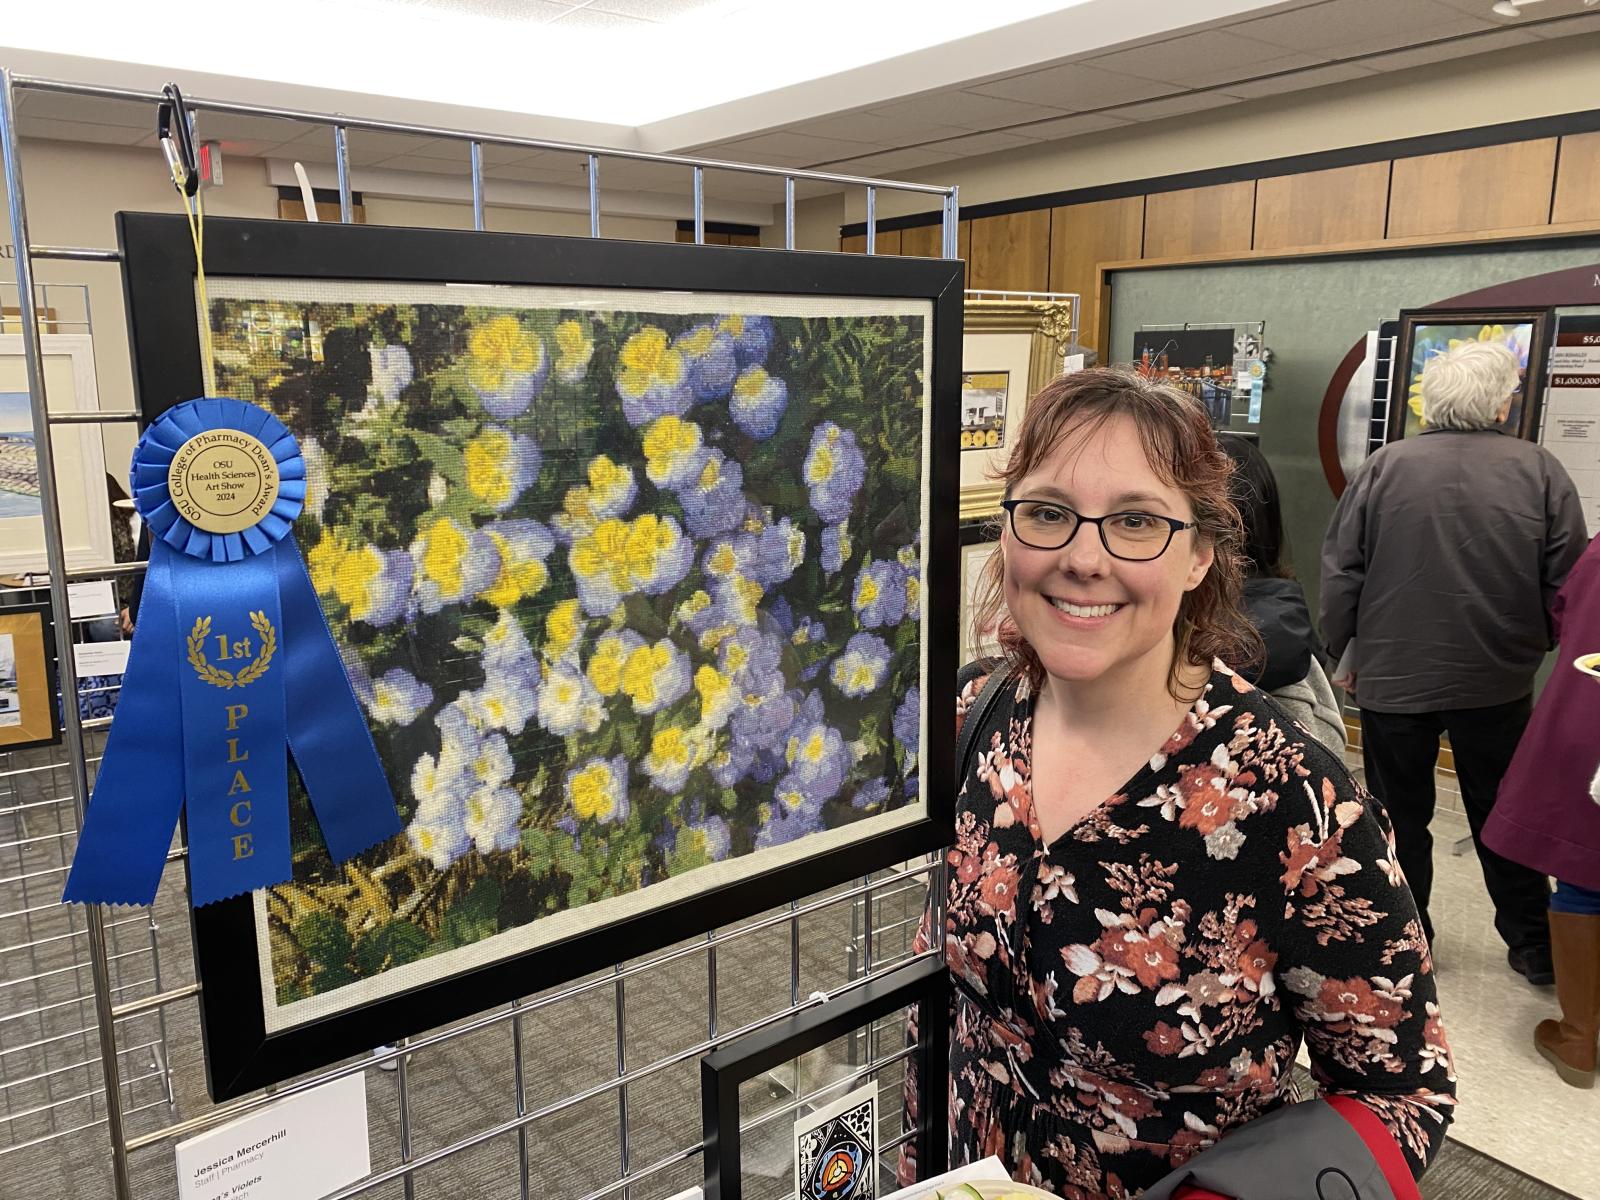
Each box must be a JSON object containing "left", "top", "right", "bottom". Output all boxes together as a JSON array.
[
  {"left": 1387, "top": 307, "right": 1553, "bottom": 444},
  {"left": 960, "top": 300, "right": 1074, "bottom": 520},
  {"left": 117, "top": 212, "right": 962, "bottom": 1099}
]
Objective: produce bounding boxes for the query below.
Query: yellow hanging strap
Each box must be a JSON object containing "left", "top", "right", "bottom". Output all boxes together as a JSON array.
[{"left": 171, "top": 158, "right": 216, "bottom": 396}]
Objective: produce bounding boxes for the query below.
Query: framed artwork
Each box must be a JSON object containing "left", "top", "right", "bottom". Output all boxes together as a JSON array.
[
  {"left": 117, "top": 213, "right": 962, "bottom": 1099},
  {"left": 959, "top": 520, "right": 1000, "bottom": 665},
  {"left": 0, "top": 335, "right": 114, "bottom": 574},
  {"left": 1387, "top": 308, "right": 1553, "bottom": 443},
  {"left": 701, "top": 955, "right": 949, "bottom": 1200},
  {"left": 960, "top": 300, "right": 1072, "bottom": 520},
  {"left": 0, "top": 601, "right": 60, "bottom": 751}
]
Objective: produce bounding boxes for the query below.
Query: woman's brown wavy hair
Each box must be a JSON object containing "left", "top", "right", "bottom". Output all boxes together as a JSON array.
[{"left": 970, "top": 367, "right": 1262, "bottom": 699}]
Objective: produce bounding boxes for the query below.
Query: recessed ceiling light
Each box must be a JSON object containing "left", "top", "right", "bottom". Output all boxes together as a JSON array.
[{"left": 1492, "top": 0, "right": 1547, "bottom": 15}]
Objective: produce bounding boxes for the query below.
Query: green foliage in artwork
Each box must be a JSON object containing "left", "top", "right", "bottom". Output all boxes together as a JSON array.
[{"left": 219, "top": 295, "right": 931, "bottom": 1007}]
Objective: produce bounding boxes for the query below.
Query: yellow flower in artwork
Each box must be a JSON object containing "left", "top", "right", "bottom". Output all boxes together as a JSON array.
[
  {"left": 481, "top": 530, "right": 549, "bottom": 608},
  {"left": 571, "top": 518, "right": 634, "bottom": 593},
  {"left": 418, "top": 518, "right": 470, "bottom": 598},
  {"left": 465, "top": 429, "right": 516, "bottom": 509},
  {"left": 586, "top": 631, "right": 634, "bottom": 697},
  {"left": 642, "top": 415, "right": 705, "bottom": 487},
  {"left": 307, "top": 529, "right": 349, "bottom": 597},
  {"left": 467, "top": 315, "right": 542, "bottom": 395},
  {"left": 553, "top": 318, "right": 594, "bottom": 383},
  {"left": 544, "top": 598, "right": 583, "bottom": 660},
  {"left": 618, "top": 327, "right": 684, "bottom": 396},
  {"left": 568, "top": 758, "right": 624, "bottom": 821},
  {"left": 695, "top": 663, "right": 737, "bottom": 729}
]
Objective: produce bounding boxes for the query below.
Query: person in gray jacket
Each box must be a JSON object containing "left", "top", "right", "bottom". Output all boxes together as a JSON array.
[{"left": 1320, "top": 338, "right": 1587, "bottom": 983}]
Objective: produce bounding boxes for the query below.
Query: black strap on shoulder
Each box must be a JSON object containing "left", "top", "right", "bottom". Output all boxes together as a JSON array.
[{"left": 955, "top": 659, "right": 1017, "bottom": 786}]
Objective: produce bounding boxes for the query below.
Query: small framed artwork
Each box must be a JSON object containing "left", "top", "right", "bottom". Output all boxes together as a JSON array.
[
  {"left": 959, "top": 520, "right": 1000, "bottom": 665},
  {"left": 118, "top": 213, "right": 962, "bottom": 1099},
  {"left": 1387, "top": 308, "right": 1553, "bottom": 443},
  {"left": 701, "top": 955, "right": 949, "bottom": 1200},
  {"left": 0, "top": 602, "right": 60, "bottom": 751},
  {"left": 961, "top": 300, "right": 1073, "bottom": 520},
  {"left": 0, "top": 335, "right": 114, "bottom": 574}
]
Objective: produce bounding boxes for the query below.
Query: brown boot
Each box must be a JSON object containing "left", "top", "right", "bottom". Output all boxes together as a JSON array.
[{"left": 1534, "top": 910, "right": 1600, "bottom": 1089}]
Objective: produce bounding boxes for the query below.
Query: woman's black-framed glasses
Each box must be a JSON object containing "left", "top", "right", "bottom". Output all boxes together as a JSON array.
[{"left": 999, "top": 498, "right": 1195, "bottom": 561}]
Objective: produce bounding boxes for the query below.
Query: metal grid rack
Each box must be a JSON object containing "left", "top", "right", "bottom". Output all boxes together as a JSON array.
[{"left": 0, "top": 68, "right": 959, "bottom": 1200}]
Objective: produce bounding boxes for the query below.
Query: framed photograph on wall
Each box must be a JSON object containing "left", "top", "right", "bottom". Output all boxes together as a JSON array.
[
  {"left": 0, "top": 335, "right": 114, "bottom": 574},
  {"left": 0, "top": 601, "right": 60, "bottom": 751},
  {"left": 960, "top": 300, "right": 1073, "bottom": 520},
  {"left": 700, "top": 955, "right": 949, "bottom": 1200},
  {"left": 117, "top": 213, "right": 961, "bottom": 1099},
  {"left": 959, "top": 520, "right": 1001, "bottom": 665},
  {"left": 1387, "top": 307, "right": 1553, "bottom": 444}
]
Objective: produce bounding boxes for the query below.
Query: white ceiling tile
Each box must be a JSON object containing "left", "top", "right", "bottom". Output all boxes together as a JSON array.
[
  {"left": 1085, "top": 30, "right": 1327, "bottom": 88},
  {"left": 283, "top": 128, "right": 448, "bottom": 165},
  {"left": 781, "top": 110, "right": 969, "bottom": 146},
  {"left": 18, "top": 93, "right": 155, "bottom": 129},
  {"left": 1103, "top": 91, "right": 1246, "bottom": 123},
  {"left": 1014, "top": 111, "right": 1133, "bottom": 141},
  {"left": 700, "top": 130, "right": 886, "bottom": 167},
  {"left": 1523, "top": 10, "right": 1600, "bottom": 36},
  {"left": 813, "top": 146, "right": 957, "bottom": 176},
  {"left": 404, "top": 138, "right": 546, "bottom": 166},
  {"left": 916, "top": 130, "right": 1041, "bottom": 160},
  {"left": 188, "top": 113, "right": 324, "bottom": 144},
  {"left": 1359, "top": 26, "right": 1541, "bottom": 69},
  {"left": 368, "top": 153, "right": 488, "bottom": 176},
  {"left": 1219, "top": 60, "right": 1378, "bottom": 99},
  {"left": 15, "top": 117, "right": 148, "bottom": 146},
  {"left": 582, "top": 0, "right": 727, "bottom": 17},
  {"left": 867, "top": 90, "right": 1071, "bottom": 132},
  {"left": 487, "top": 161, "right": 590, "bottom": 183},
  {"left": 550, "top": 6, "right": 652, "bottom": 28},
  {"left": 1228, "top": 0, "right": 1497, "bottom": 57},
  {"left": 969, "top": 62, "right": 1184, "bottom": 109}
]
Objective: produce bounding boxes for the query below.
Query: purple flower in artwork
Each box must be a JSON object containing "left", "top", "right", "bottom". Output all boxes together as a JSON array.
[
  {"left": 728, "top": 366, "right": 787, "bottom": 440},
  {"left": 852, "top": 558, "right": 907, "bottom": 629},
  {"left": 893, "top": 686, "right": 921, "bottom": 763},
  {"left": 757, "top": 780, "right": 826, "bottom": 849},
  {"left": 675, "top": 324, "right": 739, "bottom": 401},
  {"left": 804, "top": 423, "right": 866, "bottom": 523},
  {"left": 748, "top": 517, "right": 806, "bottom": 588},
  {"left": 678, "top": 450, "right": 747, "bottom": 539},
  {"left": 821, "top": 522, "right": 852, "bottom": 575},
  {"left": 851, "top": 777, "right": 891, "bottom": 810},
  {"left": 720, "top": 314, "right": 773, "bottom": 369}
]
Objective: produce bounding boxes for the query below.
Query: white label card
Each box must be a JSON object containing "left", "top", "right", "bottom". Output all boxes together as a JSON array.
[
  {"left": 68, "top": 580, "right": 118, "bottom": 618},
  {"left": 175, "top": 1074, "right": 370, "bottom": 1200},
  {"left": 74, "top": 640, "right": 131, "bottom": 678}
]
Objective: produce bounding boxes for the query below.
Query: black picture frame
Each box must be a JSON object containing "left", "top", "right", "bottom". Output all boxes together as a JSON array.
[
  {"left": 116, "top": 212, "right": 964, "bottom": 1100},
  {"left": 1387, "top": 307, "right": 1554, "bottom": 444},
  {"left": 700, "top": 954, "right": 949, "bottom": 1200}
]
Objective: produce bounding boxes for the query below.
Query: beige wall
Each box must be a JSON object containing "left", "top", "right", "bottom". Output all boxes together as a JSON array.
[
  {"left": 0, "top": 139, "right": 679, "bottom": 487},
  {"left": 826, "top": 31, "right": 1600, "bottom": 228}
]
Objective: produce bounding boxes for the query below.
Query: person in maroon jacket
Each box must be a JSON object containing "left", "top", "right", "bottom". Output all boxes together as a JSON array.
[
  {"left": 1485, "top": 532, "right": 1600, "bottom": 1089},
  {"left": 900, "top": 369, "right": 1454, "bottom": 1199}
]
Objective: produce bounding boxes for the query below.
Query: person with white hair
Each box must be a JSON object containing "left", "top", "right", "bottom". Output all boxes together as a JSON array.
[{"left": 1320, "top": 336, "right": 1587, "bottom": 984}]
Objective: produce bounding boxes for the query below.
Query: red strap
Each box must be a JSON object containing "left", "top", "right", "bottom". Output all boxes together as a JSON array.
[{"left": 1325, "top": 1096, "right": 1424, "bottom": 1200}]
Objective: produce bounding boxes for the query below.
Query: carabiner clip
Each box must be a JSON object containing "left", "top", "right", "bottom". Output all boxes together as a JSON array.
[{"left": 156, "top": 82, "right": 200, "bottom": 198}]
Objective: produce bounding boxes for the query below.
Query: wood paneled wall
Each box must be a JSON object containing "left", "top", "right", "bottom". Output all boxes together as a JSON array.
[{"left": 841, "top": 130, "right": 1600, "bottom": 351}]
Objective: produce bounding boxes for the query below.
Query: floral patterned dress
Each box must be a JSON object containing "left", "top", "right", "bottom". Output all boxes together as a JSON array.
[{"left": 900, "top": 661, "right": 1457, "bottom": 1198}]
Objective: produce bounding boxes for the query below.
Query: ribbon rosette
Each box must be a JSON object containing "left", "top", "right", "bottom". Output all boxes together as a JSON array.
[{"left": 64, "top": 397, "right": 401, "bottom": 907}]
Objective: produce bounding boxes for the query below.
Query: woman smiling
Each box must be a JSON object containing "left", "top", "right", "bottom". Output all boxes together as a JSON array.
[{"left": 901, "top": 369, "right": 1455, "bottom": 1199}]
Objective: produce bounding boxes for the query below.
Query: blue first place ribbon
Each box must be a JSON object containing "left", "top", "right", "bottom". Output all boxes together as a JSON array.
[{"left": 64, "top": 397, "right": 401, "bottom": 907}]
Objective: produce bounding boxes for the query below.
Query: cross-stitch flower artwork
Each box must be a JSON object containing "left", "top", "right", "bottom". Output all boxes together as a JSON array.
[{"left": 199, "top": 279, "right": 931, "bottom": 1027}]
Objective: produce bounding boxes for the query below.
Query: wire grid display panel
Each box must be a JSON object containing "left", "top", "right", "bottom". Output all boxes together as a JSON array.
[
  {"left": 0, "top": 852, "right": 935, "bottom": 1199},
  {"left": 0, "top": 730, "right": 175, "bottom": 1160}
]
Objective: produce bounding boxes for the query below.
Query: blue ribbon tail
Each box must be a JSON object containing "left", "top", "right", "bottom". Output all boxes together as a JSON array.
[
  {"left": 63, "top": 550, "right": 186, "bottom": 906},
  {"left": 178, "top": 552, "right": 290, "bottom": 906},
  {"left": 277, "top": 540, "right": 402, "bottom": 861}
]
